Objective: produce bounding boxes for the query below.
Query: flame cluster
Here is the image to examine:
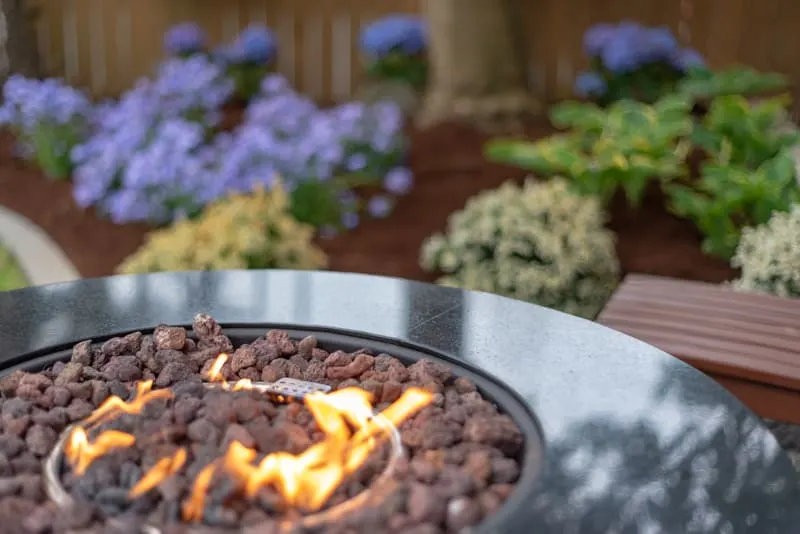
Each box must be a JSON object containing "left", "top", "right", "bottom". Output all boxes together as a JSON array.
[{"left": 63, "top": 356, "right": 434, "bottom": 523}]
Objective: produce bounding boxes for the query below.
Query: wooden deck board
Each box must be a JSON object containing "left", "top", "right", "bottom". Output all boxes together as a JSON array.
[{"left": 598, "top": 274, "right": 800, "bottom": 423}]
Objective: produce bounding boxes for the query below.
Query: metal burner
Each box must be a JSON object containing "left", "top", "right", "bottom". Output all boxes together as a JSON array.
[
  {"left": 251, "top": 377, "right": 332, "bottom": 402},
  {"left": 44, "top": 381, "right": 404, "bottom": 534}
]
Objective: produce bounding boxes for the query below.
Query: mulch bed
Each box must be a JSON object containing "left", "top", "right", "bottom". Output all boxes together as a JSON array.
[
  {"left": 0, "top": 314, "right": 522, "bottom": 533},
  {"left": 0, "top": 123, "right": 735, "bottom": 283}
]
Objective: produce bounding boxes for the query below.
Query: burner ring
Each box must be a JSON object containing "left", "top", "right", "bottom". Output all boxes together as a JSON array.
[{"left": 44, "top": 380, "right": 406, "bottom": 534}]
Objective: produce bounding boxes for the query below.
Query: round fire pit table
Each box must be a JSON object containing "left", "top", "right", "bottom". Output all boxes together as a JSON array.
[{"left": 0, "top": 270, "right": 798, "bottom": 533}]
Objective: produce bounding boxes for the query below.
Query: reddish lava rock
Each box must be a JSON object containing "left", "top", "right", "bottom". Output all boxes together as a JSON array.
[
  {"left": 0, "top": 123, "right": 734, "bottom": 283},
  {"left": 0, "top": 314, "right": 523, "bottom": 533}
]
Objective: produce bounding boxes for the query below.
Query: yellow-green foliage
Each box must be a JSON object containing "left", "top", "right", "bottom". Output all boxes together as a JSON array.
[
  {"left": 731, "top": 204, "right": 800, "bottom": 298},
  {"left": 117, "top": 183, "right": 328, "bottom": 274},
  {"left": 419, "top": 177, "right": 620, "bottom": 319}
]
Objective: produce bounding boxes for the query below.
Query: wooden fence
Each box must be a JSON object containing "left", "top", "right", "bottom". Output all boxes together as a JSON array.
[{"left": 26, "top": 0, "right": 800, "bottom": 106}]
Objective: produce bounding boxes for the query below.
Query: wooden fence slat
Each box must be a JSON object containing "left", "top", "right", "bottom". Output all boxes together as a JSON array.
[{"left": 24, "top": 0, "right": 800, "bottom": 104}]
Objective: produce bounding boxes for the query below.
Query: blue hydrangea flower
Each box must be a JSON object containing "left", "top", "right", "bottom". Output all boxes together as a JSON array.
[
  {"left": 152, "top": 56, "right": 234, "bottom": 121},
  {"left": 164, "top": 22, "right": 207, "bottom": 56},
  {"left": 671, "top": 48, "right": 706, "bottom": 72},
  {"left": 601, "top": 32, "right": 641, "bottom": 74},
  {"left": 632, "top": 26, "right": 680, "bottom": 64},
  {"left": 583, "top": 24, "right": 616, "bottom": 58},
  {"left": 383, "top": 166, "right": 412, "bottom": 195},
  {"left": 72, "top": 64, "right": 411, "bottom": 229},
  {"left": 0, "top": 75, "right": 91, "bottom": 130},
  {"left": 230, "top": 24, "right": 278, "bottom": 65},
  {"left": 260, "top": 73, "right": 291, "bottom": 96},
  {"left": 574, "top": 71, "right": 607, "bottom": 98},
  {"left": 367, "top": 195, "right": 392, "bottom": 218},
  {"left": 646, "top": 26, "right": 679, "bottom": 57},
  {"left": 341, "top": 211, "right": 360, "bottom": 229},
  {"left": 359, "top": 15, "right": 427, "bottom": 58}
]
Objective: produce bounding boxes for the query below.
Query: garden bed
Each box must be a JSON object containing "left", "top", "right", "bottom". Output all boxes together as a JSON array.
[{"left": 0, "top": 123, "right": 734, "bottom": 284}]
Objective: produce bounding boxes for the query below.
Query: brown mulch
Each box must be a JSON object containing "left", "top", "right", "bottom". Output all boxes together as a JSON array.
[{"left": 0, "top": 124, "right": 735, "bottom": 283}]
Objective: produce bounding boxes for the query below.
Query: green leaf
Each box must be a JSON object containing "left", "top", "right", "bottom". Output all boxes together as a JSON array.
[
  {"left": 484, "top": 137, "right": 581, "bottom": 174},
  {"left": 549, "top": 101, "right": 605, "bottom": 131},
  {"left": 621, "top": 171, "right": 650, "bottom": 207},
  {"left": 290, "top": 180, "right": 344, "bottom": 228},
  {"left": 677, "top": 66, "right": 789, "bottom": 99}
]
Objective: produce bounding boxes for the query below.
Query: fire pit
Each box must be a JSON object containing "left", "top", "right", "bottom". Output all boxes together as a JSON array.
[{"left": 0, "top": 270, "right": 799, "bottom": 533}]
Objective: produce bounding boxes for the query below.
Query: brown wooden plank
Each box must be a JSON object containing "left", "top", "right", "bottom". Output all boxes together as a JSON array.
[
  {"left": 616, "top": 274, "right": 800, "bottom": 318},
  {"left": 598, "top": 274, "right": 800, "bottom": 392},
  {"left": 605, "top": 292, "right": 800, "bottom": 329},
  {"left": 603, "top": 321, "right": 800, "bottom": 381},
  {"left": 602, "top": 312, "right": 800, "bottom": 360},
  {"left": 713, "top": 374, "right": 800, "bottom": 425},
  {"left": 603, "top": 301, "right": 800, "bottom": 342}
]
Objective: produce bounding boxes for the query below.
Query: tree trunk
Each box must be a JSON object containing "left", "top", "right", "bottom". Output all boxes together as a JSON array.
[
  {"left": 417, "top": 0, "right": 539, "bottom": 132},
  {"left": 0, "top": 0, "right": 40, "bottom": 82}
]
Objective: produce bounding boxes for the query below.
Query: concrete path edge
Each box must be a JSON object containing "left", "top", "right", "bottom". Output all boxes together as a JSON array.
[{"left": 0, "top": 206, "right": 80, "bottom": 287}]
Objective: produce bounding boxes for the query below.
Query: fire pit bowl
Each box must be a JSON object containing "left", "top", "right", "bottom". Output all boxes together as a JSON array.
[{"left": 1, "top": 270, "right": 799, "bottom": 533}]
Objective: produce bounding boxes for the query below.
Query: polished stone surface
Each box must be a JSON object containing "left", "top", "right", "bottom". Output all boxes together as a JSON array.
[{"left": 1, "top": 270, "right": 798, "bottom": 533}]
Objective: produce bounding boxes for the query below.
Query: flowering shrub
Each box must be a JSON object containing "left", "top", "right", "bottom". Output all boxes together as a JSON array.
[
  {"left": 0, "top": 75, "right": 92, "bottom": 180},
  {"left": 731, "top": 205, "right": 800, "bottom": 298},
  {"left": 164, "top": 22, "right": 207, "bottom": 57},
  {"left": 218, "top": 74, "right": 412, "bottom": 230},
  {"left": 117, "top": 182, "right": 328, "bottom": 274},
  {"left": 359, "top": 15, "right": 428, "bottom": 90},
  {"left": 576, "top": 21, "right": 704, "bottom": 104},
  {"left": 73, "top": 71, "right": 411, "bottom": 230},
  {"left": 216, "top": 24, "right": 278, "bottom": 101},
  {"left": 420, "top": 178, "right": 620, "bottom": 319},
  {"left": 71, "top": 56, "right": 234, "bottom": 223}
]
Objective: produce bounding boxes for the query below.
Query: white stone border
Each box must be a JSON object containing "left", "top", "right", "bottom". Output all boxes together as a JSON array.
[{"left": 0, "top": 206, "right": 80, "bottom": 287}]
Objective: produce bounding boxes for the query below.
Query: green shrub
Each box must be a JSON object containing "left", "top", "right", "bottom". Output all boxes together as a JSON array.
[
  {"left": 419, "top": 178, "right": 620, "bottom": 319},
  {"left": 691, "top": 94, "right": 800, "bottom": 169},
  {"left": 731, "top": 205, "right": 800, "bottom": 298},
  {"left": 677, "top": 66, "right": 790, "bottom": 101},
  {"left": 665, "top": 150, "right": 800, "bottom": 260},
  {"left": 117, "top": 183, "right": 327, "bottom": 274},
  {"left": 484, "top": 95, "right": 693, "bottom": 206}
]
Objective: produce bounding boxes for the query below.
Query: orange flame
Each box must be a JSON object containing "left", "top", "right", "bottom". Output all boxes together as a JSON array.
[
  {"left": 183, "top": 462, "right": 219, "bottom": 522},
  {"left": 64, "top": 427, "right": 136, "bottom": 475},
  {"left": 204, "top": 386, "right": 434, "bottom": 515},
  {"left": 205, "top": 354, "right": 254, "bottom": 391},
  {"left": 83, "top": 380, "right": 173, "bottom": 427},
  {"left": 129, "top": 448, "right": 187, "bottom": 498}
]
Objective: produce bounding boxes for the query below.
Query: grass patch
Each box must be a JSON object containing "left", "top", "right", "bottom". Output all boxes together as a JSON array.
[{"left": 0, "top": 243, "right": 27, "bottom": 291}]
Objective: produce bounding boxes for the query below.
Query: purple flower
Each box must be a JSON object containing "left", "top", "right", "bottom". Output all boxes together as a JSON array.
[
  {"left": 383, "top": 166, "right": 412, "bottom": 195},
  {"left": 644, "top": 26, "right": 679, "bottom": 59},
  {"left": 152, "top": 56, "right": 234, "bottom": 119},
  {"left": 70, "top": 56, "right": 234, "bottom": 223},
  {"left": 0, "top": 75, "right": 91, "bottom": 130},
  {"left": 341, "top": 211, "right": 360, "bottom": 229},
  {"left": 583, "top": 24, "right": 615, "bottom": 57},
  {"left": 671, "top": 48, "right": 706, "bottom": 72},
  {"left": 230, "top": 24, "right": 278, "bottom": 65},
  {"left": 601, "top": 35, "right": 641, "bottom": 74},
  {"left": 346, "top": 153, "right": 368, "bottom": 171},
  {"left": 260, "top": 74, "right": 291, "bottom": 96},
  {"left": 574, "top": 71, "right": 607, "bottom": 98},
  {"left": 164, "top": 22, "right": 207, "bottom": 56},
  {"left": 359, "top": 15, "right": 427, "bottom": 57},
  {"left": 367, "top": 196, "right": 393, "bottom": 218}
]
